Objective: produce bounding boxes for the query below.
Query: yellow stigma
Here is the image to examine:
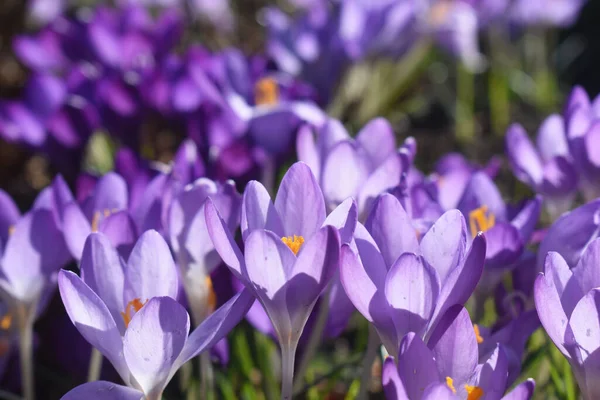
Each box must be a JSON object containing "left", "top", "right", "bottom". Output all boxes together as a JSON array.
[
  {"left": 429, "top": 1, "right": 452, "bottom": 25},
  {"left": 0, "top": 314, "right": 11, "bottom": 331},
  {"left": 465, "top": 385, "right": 484, "bottom": 400},
  {"left": 91, "top": 211, "right": 101, "bottom": 232},
  {"left": 205, "top": 276, "right": 217, "bottom": 313},
  {"left": 121, "top": 298, "right": 147, "bottom": 328},
  {"left": 446, "top": 377, "right": 456, "bottom": 394},
  {"left": 7, "top": 225, "right": 14, "bottom": 236},
  {"left": 468, "top": 205, "right": 495, "bottom": 238},
  {"left": 473, "top": 324, "right": 484, "bottom": 344},
  {"left": 282, "top": 235, "right": 305, "bottom": 255},
  {"left": 254, "top": 77, "right": 279, "bottom": 106}
]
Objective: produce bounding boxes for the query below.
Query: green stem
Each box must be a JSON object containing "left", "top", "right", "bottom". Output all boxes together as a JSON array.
[
  {"left": 87, "top": 348, "right": 103, "bottom": 382},
  {"left": 280, "top": 340, "right": 298, "bottom": 400},
  {"left": 356, "top": 325, "right": 380, "bottom": 400},
  {"left": 292, "top": 290, "right": 331, "bottom": 392},
  {"left": 456, "top": 62, "right": 476, "bottom": 145},
  {"left": 16, "top": 305, "right": 34, "bottom": 400},
  {"left": 199, "top": 351, "right": 215, "bottom": 400}
]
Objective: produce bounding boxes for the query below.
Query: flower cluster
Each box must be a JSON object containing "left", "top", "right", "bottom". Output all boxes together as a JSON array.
[{"left": 0, "top": 0, "right": 596, "bottom": 399}]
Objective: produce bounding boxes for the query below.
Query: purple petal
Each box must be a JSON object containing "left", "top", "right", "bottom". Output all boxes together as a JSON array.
[
  {"left": 457, "top": 172, "right": 506, "bottom": 221},
  {"left": 274, "top": 162, "right": 326, "bottom": 238},
  {"left": 86, "top": 172, "right": 128, "bottom": 218},
  {"left": 544, "top": 251, "right": 583, "bottom": 316},
  {"left": 568, "top": 289, "right": 600, "bottom": 361},
  {"left": 501, "top": 379, "right": 535, "bottom": 400},
  {"left": 323, "top": 198, "right": 357, "bottom": 244},
  {"left": 58, "top": 270, "right": 128, "bottom": 380},
  {"left": 385, "top": 253, "right": 440, "bottom": 337},
  {"left": 296, "top": 125, "right": 321, "bottom": 180},
  {"left": 422, "top": 383, "right": 458, "bottom": 400},
  {"left": 537, "top": 114, "right": 569, "bottom": 160},
  {"left": 357, "top": 153, "right": 403, "bottom": 218},
  {"left": 428, "top": 234, "right": 486, "bottom": 336},
  {"left": 176, "top": 288, "right": 255, "bottom": 368},
  {"left": 61, "top": 381, "right": 143, "bottom": 400},
  {"left": 98, "top": 211, "right": 138, "bottom": 260},
  {"left": 244, "top": 230, "right": 295, "bottom": 300},
  {"left": 205, "top": 199, "right": 245, "bottom": 281},
  {"left": 420, "top": 210, "right": 467, "bottom": 284},
  {"left": 365, "top": 193, "right": 420, "bottom": 268},
  {"left": 430, "top": 307, "right": 478, "bottom": 386},
  {"left": 382, "top": 357, "right": 408, "bottom": 399},
  {"left": 397, "top": 332, "right": 440, "bottom": 400},
  {"left": 534, "top": 269, "right": 571, "bottom": 357},
  {"left": 124, "top": 231, "right": 179, "bottom": 303},
  {"left": 241, "top": 181, "right": 284, "bottom": 239},
  {"left": 510, "top": 196, "right": 542, "bottom": 243},
  {"left": 472, "top": 344, "right": 509, "bottom": 399},
  {"left": 339, "top": 245, "right": 381, "bottom": 323},
  {"left": 484, "top": 222, "right": 523, "bottom": 267},
  {"left": 355, "top": 118, "right": 396, "bottom": 170},
  {"left": 572, "top": 238, "right": 600, "bottom": 295},
  {"left": 321, "top": 141, "right": 369, "bottom": 208},
  {"left": 124, "top": 297, "right": 189, "bottom": 398},
  {"left": 80, "top": 233, "right": 126, "bottom": 332},
  {"left": 0, "top": 190, "right": 20, "bottom": 243},
  {"left": 62, "top": 203, "right": 92, "bottom": 260}
]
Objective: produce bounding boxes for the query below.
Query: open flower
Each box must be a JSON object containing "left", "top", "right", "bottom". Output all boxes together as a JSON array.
[
  {"left": 535, "top": 238, "right": 600, "bottom": 399},
  {"left": 340, "top": 193, "right": 486, "bottom": 355},
  {"left": 382, "top": 306, "right": 535, "bottom": 400},
  {"left": 59, "top": 293, "right": 254, "bottom": 400},
  {"left": 297, "top": 117, "right": 404, "bottom": 219},
  {"left": 506, "top": 118, "right": 578, "bottom": 218},
  {"left": 205, "top": 161, "right": 354, "bottom": 397}
]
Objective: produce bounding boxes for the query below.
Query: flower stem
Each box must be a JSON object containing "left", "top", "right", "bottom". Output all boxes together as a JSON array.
[
  {"left": 488, "top": 27, "right": 511, "bottom": 137},
  {"left": 280, "top": 340, "right": 298, "bottom": 400},
  {"left": 16, "top": 305, "right": 34, "bottom": 400},
  {"left": 357, "top": 325, "right": 380, "bottom": 400},
  {"left": 292, "top": 291, "right": 331, "bottom": 392},
  {"left": 199, "top": 351, "right": 215, "bottom": 400},
  {"left": 456, "top": 62, "right": 476, "bottom": 145},
  {"left": 87, "top": 348, "right": 103, "bottom": 382}
]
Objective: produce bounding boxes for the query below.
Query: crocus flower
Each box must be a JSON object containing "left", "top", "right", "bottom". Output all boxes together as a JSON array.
[
  {"left": 564, "top": 86, "right": 600, "bottom": 201},
  {"left": 169, "top": 178, "right": 241, "bottom": 325},
  {"left": 205, "top": 162, "right": 353, "bottom": 398},
  {"left": 535, "top": 238, "right": 600, "bottom": 399},
  {"left": 297, "top": 117, "right": 404, "bottom": 219},
  {"left": 59, "top": 292, "right": 254, "bottom": 400},
  {"left": 340, "top": 193, "right": 486, "bottom": 355},
  {"left": 506, "top": 117, "right": 578, "bottom": 219},
  {"left": 63, "top": 172, "right": 137, "bottom": 260},
  {"left": 382, "top": 306, "right": 535, "bottom": 400},
  {"left": 456, "top": 172, "right": 541, "bottom": 269}
]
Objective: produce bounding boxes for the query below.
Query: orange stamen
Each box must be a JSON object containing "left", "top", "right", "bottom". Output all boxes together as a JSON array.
[
  {"left": 468, "top": 205, "right": 495, "bottom": 238},
  {"left": 0, "top": 314, "right": 11, "bottom": 330},
  {"left": 254, "top": 77, "right": 279, "bottom": 106},
  {"left": 473, "top": 324, "right": 484, "bottom": 344},
  {"left": 120, "top": 298, "right": 147, "bottom": 328},
  {"left": 205, "top": 276, "right": 217, "bottom": 313},
  {"left": 446, "top": 376, "right": 456, "bottom": 394},
  {"left": 465, "top": 385, "right": 484, "bottom": 400},
  {"left": 281, "top": 235, "right": 305, "bottom": 255}
]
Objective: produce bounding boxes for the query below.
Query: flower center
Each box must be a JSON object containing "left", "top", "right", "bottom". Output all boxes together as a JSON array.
[
  {"left": 254, "top": 77, "right": 279, "bottom": 106},
  {"left": 465, "top": 385, "right": 484, "bottom": 400},
  {"left": 121, "top": 298, "right": 147, "bottom": 328},
  {"left": 0, "top": 314, "right": 11, "bottom": 331},
  {"left": 205, "top": 276, "right": 217, "bottom": 313},
  {"left": 282, "top": 235, "right": 305, "bottom": 255},
  {"left": 7, "top": 225, "right": 14, "bottom": 236},
  {"left": 468, "top": 205, "right": 495, "bottom": 238},
  {"left": 473, "top": 324, "right": 484, "bottom": 344}
]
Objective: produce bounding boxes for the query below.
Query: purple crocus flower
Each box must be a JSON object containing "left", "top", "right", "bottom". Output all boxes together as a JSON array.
[
  {"left": 63, "top": 172, "right": 137, "bottom": 260},
  {"left": 535, "top": 238, "right": 600, "bottom": 399},
  {"left": 564, "top": 86, "right": 600, "bottom": 201},
  {"left": 297, "top": 117, "right": 404, "bottom": 219},
  {"left": 59, "top": 292, "right": 253, "bottom": 400},
  {"left": 382, "top": 307, "right": 535, "bottom": 400},
  {"left": 27, "top": 0, "right": 65, "bottom": 26},
  {"left": 340, "top": 193, "right": 486, "bottom": 355},
  {"left": 169, "top": 178, "right": 241, "bottom": 325},
  {"left": 456, "top": 172, "right": 541, "bottom": 268},
  {"left": 506, "top": 117, "right": 578, "bottom": 219},
  {"left": 205, "top": 162, "right": 354, "bottom": 397}
]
